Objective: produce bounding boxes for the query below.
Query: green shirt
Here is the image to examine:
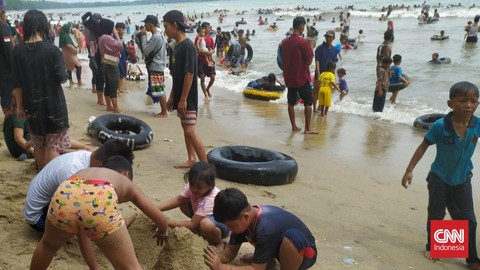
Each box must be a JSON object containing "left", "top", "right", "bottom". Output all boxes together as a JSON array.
[{"left": 3, "top": 113, "right": 29, "bottom": 158}]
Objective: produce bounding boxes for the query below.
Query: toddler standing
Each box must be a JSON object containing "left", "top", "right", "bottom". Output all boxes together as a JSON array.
[{"left": 318, "top": 61, "right": 340, "bottom": 116}]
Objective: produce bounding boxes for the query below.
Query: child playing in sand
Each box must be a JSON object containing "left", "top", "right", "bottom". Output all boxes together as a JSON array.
[
  {"left": 337, "top": 68, "right": 349, "bottom": 101},
  {"left": 158, "top": 162, "right": 228, "bottom": 251},
  {"left": 389, "top": 54, "right": 410, "bottom": 104},
  {"left": 30, "top": 157, "right": 169, "bottom": 269},
  {"left": 203, "top": 188, "right": 317, "bottom": 270},
  {"left": 318, "top": 61, "right": 340, "bottom": 116},
  {"left": 401, "top": 81, "right": 480, "bottom": 269},
  {"left": 196, "top": 26, "right": 214, "bottom": 67}
]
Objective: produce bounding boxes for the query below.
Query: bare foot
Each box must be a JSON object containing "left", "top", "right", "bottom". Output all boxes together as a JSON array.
[
  {"left": 304, "top": 130, "right": 319, "bottom": 135},
  {"left": 77, "top": 82, "right": 85, "bottom": 88},
  {"left": 207, "top": 91, "right": 212, "bottom": 98},
  {"left": 240, "top": 253, "right": 253, "bottom": 263},
  {"left": 153, "top": 112, "right": 168, "bottom": 118},
  {"left": 113, "top": 109, "right": 125, "bottom": 114},
  {"left": 106, "top": 107, "right": 114, "bottom": 112},
  {"left": 174, "top": 161, "right": 195, "bottom": 169},
  {"left": 91, "top": 89, "right": 97, "bottom": 93},
  {"left": 424, "top": 251, "right": 439, "bottom": 261},
  {"left": 124, "top": 213, "right": 139, "bottom": 228},
  {"left": 292, "top": 127, "right": 302, "bottom": 132},
  {"left": 97, "top": 101, "right": 106, "bottom": 106}
]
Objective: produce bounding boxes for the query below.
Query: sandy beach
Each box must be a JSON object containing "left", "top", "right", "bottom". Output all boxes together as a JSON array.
[{"left": 1, "top": 63, "right": 480, "bottom": 270}]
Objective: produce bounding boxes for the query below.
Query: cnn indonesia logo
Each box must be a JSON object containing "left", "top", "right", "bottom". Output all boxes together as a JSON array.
[{"left": 431, "top": 220, "right": 468, "bottom": 258}]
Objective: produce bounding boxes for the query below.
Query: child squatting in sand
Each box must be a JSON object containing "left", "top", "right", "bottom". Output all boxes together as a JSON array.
[
  {"left": 203, "top": 188, "right": 317, "bottom": 270},
  {"left": 159, "top": 162, "right": 229, "bottom": 251},
  {"left": 29, "top": 157, "right": 169, "bottom": 269},
  {"left": 402, "top": 81, "right": 480, "bottom": 269}
]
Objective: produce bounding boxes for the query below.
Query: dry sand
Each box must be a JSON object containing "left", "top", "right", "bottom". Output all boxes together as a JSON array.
[{"left": 1, "top": 69, "right": 480, "bottom": 270}]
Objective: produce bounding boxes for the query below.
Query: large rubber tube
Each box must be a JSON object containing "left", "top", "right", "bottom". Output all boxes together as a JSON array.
[
  {"left": 245, "top": 43, "right": 253, "bottom": 64},
  {"left": 276, "top": 44, "right": 283, "bottom": 70},
  {"left": 413, "top": 113, "right": 445, "bottom": 131},
  {"left": 207, "top": 145, "right": 298, "bottom": 186},
  {"left": 243, "top": 86, "right": 285, "bottom": 101},
  {"left": 388, "top": 74, "right": 410, "bottom": 92},
  {"left": 88, "top": 114, "right": 153, "bottom": 150}
]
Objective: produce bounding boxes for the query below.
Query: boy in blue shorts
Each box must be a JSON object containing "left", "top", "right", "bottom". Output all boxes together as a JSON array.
[
  {"left": 402, "top": 81, "right": 480, "bottom": 269},
  {"left": 204, "top": 188, "right": 317, "bottom": 270}
]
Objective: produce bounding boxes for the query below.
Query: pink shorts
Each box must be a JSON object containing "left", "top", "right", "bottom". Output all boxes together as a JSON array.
[
  {"left": 178, "top": 111, "right": 197, "bottom": 125},
  {"left": 30, "top": 130, "right": 71, "bottom": 152}
]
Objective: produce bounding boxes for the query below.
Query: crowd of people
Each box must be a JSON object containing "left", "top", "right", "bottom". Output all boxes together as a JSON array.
[
  {"left": 0, "top": 7, "right": 318, "bottom": 270},
  {"left": 2, "top": 2, "right": 480, "bottom": 269}
]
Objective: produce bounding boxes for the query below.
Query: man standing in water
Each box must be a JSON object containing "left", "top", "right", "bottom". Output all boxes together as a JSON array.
[
  {"left": 163, "top": 10, "right": 207, "bottom": 168},
  {"left": 281, "top": 16, "right": 317, "bottom": 134}
]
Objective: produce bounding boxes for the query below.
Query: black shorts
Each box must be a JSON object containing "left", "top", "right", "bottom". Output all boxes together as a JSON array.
[
  {"left": 198, "top": 60, "right": 216, "bottom": 78},
  {"left": 287, "top": 82, "right": 313, "bottom": 106}
]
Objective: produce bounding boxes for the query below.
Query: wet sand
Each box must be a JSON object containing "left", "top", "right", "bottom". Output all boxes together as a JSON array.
[{"left": 1, "top": 66, "right": 479, "bottom": 269}]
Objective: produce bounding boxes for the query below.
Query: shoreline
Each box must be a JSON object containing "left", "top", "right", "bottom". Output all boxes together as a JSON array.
[{"left": 3, "top": 74, "right": 480, "bottom": 269}]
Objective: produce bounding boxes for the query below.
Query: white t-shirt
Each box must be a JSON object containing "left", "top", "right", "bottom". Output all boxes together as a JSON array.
[
  {"left": 180, "top": 184, "right": 220, "bottom": 217},
  {"left": 24, "top": 151, "right": 92, "bottom": 224}
]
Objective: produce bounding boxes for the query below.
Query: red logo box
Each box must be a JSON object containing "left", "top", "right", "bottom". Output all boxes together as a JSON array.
[{"left": 431, "top": 220, "right": 468, "bottom": 258}]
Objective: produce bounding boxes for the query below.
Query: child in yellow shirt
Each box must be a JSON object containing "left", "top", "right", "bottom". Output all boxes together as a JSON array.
[{"left": 318, "top": 61, "right": 340, "bottom": 116}]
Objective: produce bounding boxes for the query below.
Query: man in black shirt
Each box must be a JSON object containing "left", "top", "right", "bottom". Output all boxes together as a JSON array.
[
  {"left": 163, "top": 10, "right": 207, "bottom": 169},
  {"left": 0, "top": 8, "right": 14, "bottom": 116}
]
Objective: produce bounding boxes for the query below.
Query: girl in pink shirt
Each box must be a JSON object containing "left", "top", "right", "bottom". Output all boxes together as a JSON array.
[{"left": 159, "top": 162, "right": 228, "bottom": 250}]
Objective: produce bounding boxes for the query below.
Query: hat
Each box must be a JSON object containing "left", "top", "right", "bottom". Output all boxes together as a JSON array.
[
  {"left": 142, "top": 15, "right": 159, "bottom": 26},
  {"left": 92, "top": 13, "right": 102, "bottom": 21},
  {"left": 163, "top": 10, "right": 189, "bottom": 29},
  {"left": 337, "top": 68, "right": 346, "bottom": 74},
  {"left": 324, "top": 30, "right": 335, "bottom": 38}
]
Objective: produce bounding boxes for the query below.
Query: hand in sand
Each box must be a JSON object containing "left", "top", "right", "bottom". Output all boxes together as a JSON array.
[
  {"left": 402, "top": 171, "right": 413, "bottom": 189},
  {"left": 203, "top": 245, "right": 222, "bottom": 270},
  {"left": 153, "top": 227, "right": 168, "bottom": 246}
]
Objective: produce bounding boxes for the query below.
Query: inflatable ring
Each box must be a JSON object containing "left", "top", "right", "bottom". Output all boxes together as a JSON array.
[
  {"left": 207, "top": 145, "right": 298, "bottom": 186},
  {"left": 439, "top": 57, "right": 451, "bottom": 64},
  {"left": 243, "top": 86, "right": 285, "bottom": 101},
  {"left": 277, "top": 44, "right": 283, "bottom": 70},
  {"left": 431, "top": 35, "right": 449, "bottom": 40},
  {"left": 225, "top": 42, "right": 253, "bottom": 66},
  {"left": 236, "top": 20, "right": 247, "bottom": 25},
  {"left": 388, "top": 74, "right": 410, "bottom": 92},
  {"left": 87, "top": 114, "right": 153, "bottom": 150},
  {"left": 413, "top": 113, "right": 445, "bottom": 131}
]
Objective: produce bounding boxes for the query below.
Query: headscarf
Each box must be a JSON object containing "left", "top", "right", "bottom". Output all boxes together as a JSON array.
[{"left": 58, "top": 23, "right": 74, "bottom": 48}]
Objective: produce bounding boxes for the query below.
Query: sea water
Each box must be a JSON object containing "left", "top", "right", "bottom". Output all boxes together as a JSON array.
[{"left": 10, "top": 0, "right": 480, "bottom": 127}]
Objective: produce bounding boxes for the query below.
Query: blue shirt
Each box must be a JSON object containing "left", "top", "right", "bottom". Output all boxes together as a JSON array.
[
  {"left": 229, "top": 205, "right": 316, "bottom": 264},
  {"left": 425, "top": 112, "right": 480, "bottom": 186},
  {"left": 390, "top": 65, "right": 402, "bottom": 84},
  {"left": 314, "top": 42, "right": 337, "bottom": 75}
]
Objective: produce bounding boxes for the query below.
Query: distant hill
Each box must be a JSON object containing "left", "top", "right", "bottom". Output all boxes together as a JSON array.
[{"left": 5, "top": 0, "right": 217, "bottom": 11}]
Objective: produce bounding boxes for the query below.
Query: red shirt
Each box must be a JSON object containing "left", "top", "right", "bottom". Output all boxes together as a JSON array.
[
  {"left": 281, "top": 34, "right": 313, "bottom": 88},
  {"left": 194, "top": 35, "right": 215, "bottom": 65}
]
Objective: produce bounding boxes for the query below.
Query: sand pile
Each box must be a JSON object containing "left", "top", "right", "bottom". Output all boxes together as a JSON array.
[{"left": 154, "top": 227, "right": 209, "bottom": 270}]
